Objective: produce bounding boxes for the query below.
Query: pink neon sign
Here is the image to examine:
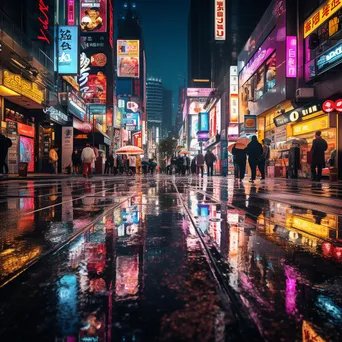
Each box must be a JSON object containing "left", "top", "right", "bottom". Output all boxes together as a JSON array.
[
  {"left": 286, "top": 36, "right": 297, "bottom": 78},
  {"left": 67, "top": 0, "right": 75, "bottom": 25}
]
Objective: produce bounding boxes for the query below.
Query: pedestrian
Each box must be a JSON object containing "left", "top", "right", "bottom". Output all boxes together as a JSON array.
[
  {"left": 49, "top": 146, "right": 59, "bottom": 174},
  {"left": 182, "top": 155, "right": 187, "bottom": 175},
  {"left": 117, "top": 154, "right": 123, "bottom": 174},
  {"left": 176, "top": 154, "right": 183, "bottom": 175},
  {"left": 149, "top": 158, "right": 157, "bottom": 175},
  {"left": 129, "top": 155, "right": 136, "bottom": 174},
  {"left": 191, "top": 157, "right": 196, "bottom": 174},
  {"left": 311, "top": 130, "right": 328, "bottom": 182},
  {"left": 186, "top": 155, "right": 191, "bottom": 174},
  {"left": 246, "top": 136, "right": 263, "bottom": 183},
  {"left": 0, "top": 132, "right": 12, "bottom": 175},
  {"left": 136, "top": 155, "right": 142, "bottom": 174},
  {"left": 72, "top": 148, "right": 81, "bottom": 175},
  {"left": 113, "top": 152, "right": 118, "bottom": 175},
  {"left": 104, "top": 152, "right": 114, "bottom": 174},
  {"left": 205, "top": 150, "right": 217, "bottom": 177},
  {"left": 258, "top": 139, "right": 270, "bottom": 180},
  {"left": 122, "top": 155, "right": 131, "bottom": 175},
  {"left": 81, "top": 143, "right": 96, "bottom": 178},
  {"left": 196, "top": 151, "right": 205, "bottom": 177},
  {"left": 232, "top": 145, "right": 247, "bottom": 182}
]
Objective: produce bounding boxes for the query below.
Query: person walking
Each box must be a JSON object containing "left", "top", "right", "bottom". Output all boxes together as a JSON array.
[
  {"left": 176, "top": 154, "right": 183, "bottom": 175},
  {"left": 196, "top": 151, "right": 205, "bottom": 177},
  {"left": 149, "top": 158, "right": 157, "bottom": 175},
  {"left": 49, "top": 146, "right": 59, "bottom": 174},
  {"left": 258, "top": 139, "right": 270, "bottom": 180},
  {"left": 104, "top": 152, "right": 114, "bottom": 175},
  {"left": 246, "top": 136, "right": 263, "bottom": 183},
  {"left": 191, "top": 157, "right": 196, "bottom": 175},
  {"left": 232, "top": 145, "right": 247, "bottom": 182},
  {"left": 0, "top": 132, "right": 12, "bottom": 175},
  {"left": 205, "top": 150, "right": 217, "bottom": 177},
  {"left": 81, "top": 144, "right": 96, "bottom": 178},
  {"left": 72, "top": 149, "right": 81, "bottom": 175},
  {"left": 311, "top": 130, "right": 328, "bottom": 182},
  {"left": 129, "top": 155, "right": 136, "bottom": 174}
]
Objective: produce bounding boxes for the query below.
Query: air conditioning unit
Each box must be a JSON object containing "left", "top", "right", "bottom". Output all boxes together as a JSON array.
[{"left": 296, "top": 88, "right": 314, "bottom": 99}]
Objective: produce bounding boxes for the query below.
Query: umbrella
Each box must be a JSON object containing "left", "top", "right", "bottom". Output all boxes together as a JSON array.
[
  {"left": 116, "top": 145, "right": 144, "bottom": 155},
  {"left": 235, "top": 137, "right": 250, "bottom": 147},
  {"left": 179, "top": 150, "right": 190, "bottom": 155},
  {"left": 228, "top": 143, "right": 247, "bottom": 153}
]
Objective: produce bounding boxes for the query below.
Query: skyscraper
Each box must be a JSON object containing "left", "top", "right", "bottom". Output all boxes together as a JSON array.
[{"left": 162, "top": 88, "right": 173, "bottom": 137}]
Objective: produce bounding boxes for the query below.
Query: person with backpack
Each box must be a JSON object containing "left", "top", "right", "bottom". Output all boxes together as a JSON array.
[
  {"left": 258, "top": 139, "right": 270, "bottom": 180},
  {"left": 246, "top": 136, "right": 263, "bottom": 183}
]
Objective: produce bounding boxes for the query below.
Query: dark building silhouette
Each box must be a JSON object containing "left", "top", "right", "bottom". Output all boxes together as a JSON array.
[{"left": 162, "top": 88, "right": 173, "bottom": 137}]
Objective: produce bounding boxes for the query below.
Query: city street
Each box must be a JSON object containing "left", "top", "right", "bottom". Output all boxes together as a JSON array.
[{"left": 0, "top": 176, "right": 341, "bottom": 341}]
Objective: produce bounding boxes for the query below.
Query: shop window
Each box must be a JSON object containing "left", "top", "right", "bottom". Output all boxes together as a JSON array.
[
  {"left": 240, "top": 76, "right": 255, "bottom": 115},
  {"left": 254, "top": 65, "right": 265, "bottom": 100},
  {"left": 265, "top": 52, "right": 276, "bottom": 92}
]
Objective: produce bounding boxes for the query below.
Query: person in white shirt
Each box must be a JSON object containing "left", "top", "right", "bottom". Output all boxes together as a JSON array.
[{"left": 81, "top": 144, "right": 96, "bottom": 178}]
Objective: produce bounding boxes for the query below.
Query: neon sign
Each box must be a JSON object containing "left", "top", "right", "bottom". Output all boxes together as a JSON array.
[
  {"left": 286, "top": 36, "right": 297, "bottom": 78},
  {"left": 37, "top": 0, "right": 50, "bottom": 44},
  {"left": 79, "top": 52, "right": 91, "bottom": 93},
  {"left": 317, "top": 41, "right": 342, "bottom": 74}
]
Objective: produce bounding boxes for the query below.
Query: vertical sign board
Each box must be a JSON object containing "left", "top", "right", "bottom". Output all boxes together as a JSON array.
[
  {"left": 62, "top": 127, "right": 74, "bottom": 172},
  {"left": 55, "top": 25, "right": 79, "bottom": 75},
  {"left": 215, "top": 0, "right": 226, "bottom": 40},
  {"left": 117, "top": 40, "right": 140, "bottom": 78},
  {"left": 229, "top": 66, "right": 239, "bottom": 123},
  {"left": 286, "top": 36, "right": 297, "bottom": 78},
  {"left": 67, "top": 0, "right": 75, "bottom": 25}
]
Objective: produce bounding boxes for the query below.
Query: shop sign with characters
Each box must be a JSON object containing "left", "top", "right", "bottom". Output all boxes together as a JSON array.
[{"left": 274, "top": 102, "right": 322, "bottom": 127}]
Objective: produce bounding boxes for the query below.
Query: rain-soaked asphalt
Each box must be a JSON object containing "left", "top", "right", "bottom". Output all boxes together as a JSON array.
[{"left": 0, "top": 175, "right": 342, "bottom": 341}]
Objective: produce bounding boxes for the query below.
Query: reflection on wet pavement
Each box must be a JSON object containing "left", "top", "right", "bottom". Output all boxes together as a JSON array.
[{"left": 1, "top": 176, "right": 342, "bottom": 341}]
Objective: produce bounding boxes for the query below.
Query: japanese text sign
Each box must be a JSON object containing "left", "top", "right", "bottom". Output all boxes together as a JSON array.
[
  {"left": 286, "top": 37, "right": 297, "bottom": 78},
  {"left": 304, "top": 0, "right": 342, "bottom": 38},
  {"left": 215, "top": 0, "right": 226, "bottom": 41},
  {"left": 229, "top": 66, "right": 239, "bottom": 123},
  {"left": 56, "top": 25, "right": 79, "bottom": 75}
]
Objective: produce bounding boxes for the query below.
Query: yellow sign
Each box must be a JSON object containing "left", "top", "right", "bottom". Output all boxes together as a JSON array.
[
  {"left": 302, "top": 321, "right": 326, "bottom": 342},
  {"left": 62, "top": 76, "right": 79, "bottom": 91},
  {"left": 292, "top": 116, "right": 329, "bottom": 136},
  {"left": 3, "top": 70, "right": 44, "bottom": 104},
  {"left": 304, "top": 0, "right": 342, "bottom": 38}
]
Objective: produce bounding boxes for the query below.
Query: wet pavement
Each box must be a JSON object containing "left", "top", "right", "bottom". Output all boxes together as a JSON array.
[{"left": 0, "top": 176, "right": 342, "bottom": 341}]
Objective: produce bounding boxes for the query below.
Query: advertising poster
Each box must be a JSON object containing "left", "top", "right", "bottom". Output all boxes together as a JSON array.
[
  {"left": 189, "top": 98, "right": 206, "bottom": 115},
  {"left": 80, "top": 0, "right": 107, "bottom": 32},
  {"left": 199, "top": 112, "right": 209, "bottom": 131},
  {"left": 190, "top": 115, "right": 199, "bottom": 139},
  {"left": 83, "top": 72, "right": 107, "bottom": 103},
  {"left": 56, "top": 26, "right": 79, "bottom": 75},
  {"left": 117, "top": 40, "right": 140, "bottom": 78},
  {"left": 19, "top": 136, "right": 34, "bottom": 172},
  {"left": 62, "top": 127, "right": 74, "bottom": 171}
]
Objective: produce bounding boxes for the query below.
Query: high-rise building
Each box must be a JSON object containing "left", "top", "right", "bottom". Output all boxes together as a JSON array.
[
  {"left": 162, "top": 88, "right": 173, "bottom": 137},
  {"left": 146, "top": 77, "right": 162, "bottom": 156}
]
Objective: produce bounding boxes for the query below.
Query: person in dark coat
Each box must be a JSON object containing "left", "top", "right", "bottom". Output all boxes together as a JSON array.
[
  {"left": 204, "top": 150, "right": 217, "bottom": 176},
  {"left": 311, "top": 131, "right": 328, "bottom": 182},
  {"left": 246, "top": 136, "right": 263, "bottom": 183},
  {"left": 191, "top": 157, "right": 196, "bottom": 174},
  {"left": 72, "top": 148, "right": 81, "bottom": 174},
  {"left": 0, "top": 133, "right": 12, "bottom": 175},
  {"left": 232, "top": 145, "right": 247, "bottom": 182}
]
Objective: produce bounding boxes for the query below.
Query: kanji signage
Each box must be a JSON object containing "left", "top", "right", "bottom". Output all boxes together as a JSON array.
[
  {"left": 286, "top": 37, "right": 297, "bottom": 78},
  {"left": 215, "top": 0, "right": 226, "bottom": 40},
  {"left": 304, "top": 0, "right": 342, "bottom": 38},
  {"left": 37, "top": 0, "right": 50, "bottom": 44},
  {"left": 56, "top": 26, "right": 79, "bottom": 75},
  {"left": 322, "top": 99, "right": 342, "bottom": 112},
  {"left": 274, "top": 102, "right": 322, "bottom": 127},
  {"left": 229, "top": 66, "right": 238, "bottom": 123}
]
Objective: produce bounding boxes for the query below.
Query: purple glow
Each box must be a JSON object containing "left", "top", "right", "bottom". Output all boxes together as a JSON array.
[{"left": 286, "top": 36, "right": 297, "bottom": 78}]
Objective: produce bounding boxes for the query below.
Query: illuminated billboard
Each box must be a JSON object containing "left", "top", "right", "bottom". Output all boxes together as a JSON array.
[
  {"left": 118, "top": 97, "right": 141, "bottom": 131},
  {"left": 188, "top": 98, "right": 207, "bottom": 115},
  {"left": 229, "top": 66, "right": 239, "bottom": 123},
  {"left": 80, "top": 0, "right": 107, "bottom": 32},
  {"left": 215, "top": 0, "right": 226, "bottom": 40},
  {"left": 83, "top": 72, "right": 107, "bottom": 104},
  {"left": 117, "top": 40, "right": 140, "bottom": 78},
  {"left": 199, "top": 112, "right": 209, "bottom": 131},
  {"left": 187, "top": 88, "right": 213, "bottom": 97}
]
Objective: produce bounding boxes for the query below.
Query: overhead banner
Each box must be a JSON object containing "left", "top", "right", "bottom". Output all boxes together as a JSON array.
[
  {"left": 56, "top": 26, "right": 79, "bottom": 75},
  {"left": 117, "top": 40, "right": 140, "bottom": 78},
  {"left": 215, "top": 0, "right": 226, "bottom": 40},
  {"left": 80, "top": 0, "right": 107, "bottom": 32}
]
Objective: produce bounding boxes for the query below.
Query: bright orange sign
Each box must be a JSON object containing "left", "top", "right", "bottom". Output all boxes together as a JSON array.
[
  {"left": 304, "top": 0, "right": 342, "bottom": 38},
  {"left": 18, "top": 123, "right": 35, "bottom": 138}
]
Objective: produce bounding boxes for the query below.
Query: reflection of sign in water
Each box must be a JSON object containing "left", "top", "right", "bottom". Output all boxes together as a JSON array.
[{"left": 116, "top": 255, "right": 139, "bottom": 297}]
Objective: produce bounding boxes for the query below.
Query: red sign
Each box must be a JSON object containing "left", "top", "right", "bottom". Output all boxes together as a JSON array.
[
  {"left": 18, "top": 123, "right": 35, "bottom": 138},
  {"left": 215, "top": 0, "right": 226, "bottom": 40},
  {"left": 67, "top": 0, "right": 75, "bottom": 25},
  {"left": 335, "top": 99, "right": 342, "bottom": 112},
  {"left": 37, "top": 0, "right": 50, "bottom": 44},
  {"left": 322, "top": 100, "right": 336, "bottom": 113},
  {"left": 106, "top": 108, "right": 113, "bottom": 127},
  {"left": 109, "top": 0, "right": 114, "bottom": 48},
  {"left": 73, "top": 118, "right": 92, "bottom": 133},
  {"left": 133, "top": 132, "right": 142, "bottom": 149}
]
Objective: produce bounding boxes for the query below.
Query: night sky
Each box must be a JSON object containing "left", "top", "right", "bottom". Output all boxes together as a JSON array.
[{"left": 136, "top": 0, "right": 190, "bottom": 116}]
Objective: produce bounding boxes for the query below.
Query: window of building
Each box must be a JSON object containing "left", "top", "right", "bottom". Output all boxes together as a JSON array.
[
  {"left": 265, "top": 52, "right": 276, "bottom": 91},
  {"left": 254, "top": 64, "right": 265, "bottom": 100}
]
